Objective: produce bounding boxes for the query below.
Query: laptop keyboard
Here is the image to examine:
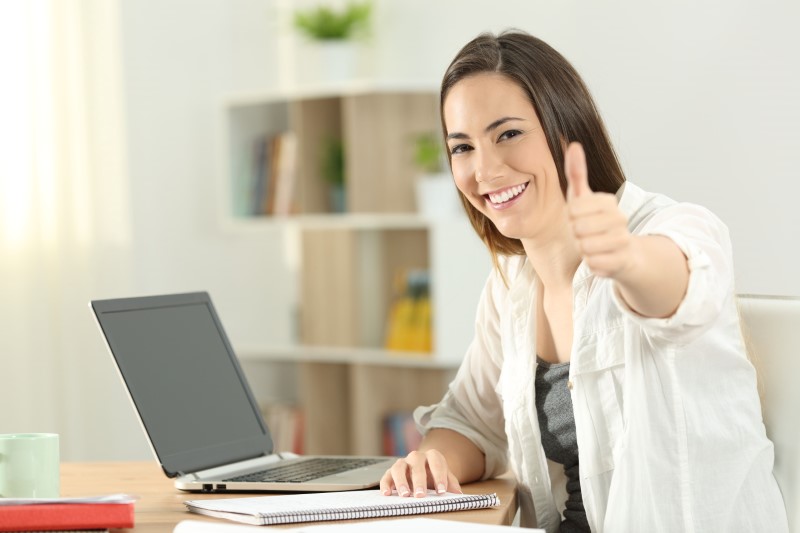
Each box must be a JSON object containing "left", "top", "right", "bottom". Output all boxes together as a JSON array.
[{"left": 224, "top": 457, "right": 385, "bottom": 484}]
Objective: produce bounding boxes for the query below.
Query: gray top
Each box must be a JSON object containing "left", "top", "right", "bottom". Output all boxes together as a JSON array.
[{"left": 535, "top": 357, "right": 590, "bottom": 533}]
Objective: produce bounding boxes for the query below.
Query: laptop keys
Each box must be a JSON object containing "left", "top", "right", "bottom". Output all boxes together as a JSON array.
[{"left": 224, "top": 458, "right": 385, "bottom": 483}]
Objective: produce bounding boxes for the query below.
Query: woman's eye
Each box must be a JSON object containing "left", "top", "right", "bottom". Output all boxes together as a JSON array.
[
  {"left": 449, "top": 143, "right": 472, "bottom": 155},
  {"left": 499, "top": 129, "right": 522, "bottom": 141}
]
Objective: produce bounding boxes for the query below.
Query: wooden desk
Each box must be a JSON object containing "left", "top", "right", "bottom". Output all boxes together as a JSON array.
[{"left": 61, "top": 462, "right": 517, "bottom": 531}]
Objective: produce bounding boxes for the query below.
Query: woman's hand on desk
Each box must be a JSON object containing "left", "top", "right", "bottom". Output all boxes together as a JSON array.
[{"left": 380, "top": 449, "right": 463, "bottom": 498}]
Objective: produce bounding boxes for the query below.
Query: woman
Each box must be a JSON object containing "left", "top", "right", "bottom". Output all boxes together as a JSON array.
[{"left": 379, "top": 31, "right": 788, "bottom": 532}]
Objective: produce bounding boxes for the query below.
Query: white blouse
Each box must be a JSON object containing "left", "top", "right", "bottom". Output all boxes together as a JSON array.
[{"left": 415, "top": 183, "right": 788, "bottom": 532}]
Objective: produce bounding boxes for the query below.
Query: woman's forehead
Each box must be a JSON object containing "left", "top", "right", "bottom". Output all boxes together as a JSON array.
[{"left": 444, "top": 73, "right": 537, "bottom": 130}]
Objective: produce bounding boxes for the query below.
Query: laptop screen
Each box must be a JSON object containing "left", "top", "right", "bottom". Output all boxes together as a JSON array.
[{"left": 91, "top": 292, "right": 272, "bottom": 476}]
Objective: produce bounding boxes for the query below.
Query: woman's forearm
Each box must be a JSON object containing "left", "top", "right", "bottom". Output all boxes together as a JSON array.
[
  {"left": 416, "top": 428, "right": 486, "bottom": 483},
  {"left": 614, "top": 234, "right": 689, "bottom": 318}
]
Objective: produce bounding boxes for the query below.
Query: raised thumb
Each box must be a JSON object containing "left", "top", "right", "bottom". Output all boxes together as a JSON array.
[{"left": 565, "top": 142, "right": 590, "bottom": 200}]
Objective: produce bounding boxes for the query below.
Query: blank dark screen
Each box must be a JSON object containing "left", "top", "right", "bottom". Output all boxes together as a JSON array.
[{"left": 99, "top": 302, "right": 267, "bottom": 465}]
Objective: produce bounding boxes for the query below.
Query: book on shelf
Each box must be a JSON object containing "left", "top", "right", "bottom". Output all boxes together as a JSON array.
[
  {"left": 382, "top": 411, "right": 422, "bottom": 457},
  {"left": 174, "top": 516, "right": 531, "bottom": 532},
  {"left": 271, "top": 131, "right": 298, "bottom": 216},
  {"left": 251, "top": 135, "right": 270, "bottom": 216},
  {"left": 260, "top": 403, "right": 304, "bottom": 455},
  {"left": 384, "top": 269, "right": 432, "bottom": 354},
  {"left": 248, "top": 131, "right": 298, "bottom": 217},
  {"left": 184, "top": 489, "right": 499, "bottom": 526},
  {"left": 0, "top": 493, "right": 135, "bottom": 532}
]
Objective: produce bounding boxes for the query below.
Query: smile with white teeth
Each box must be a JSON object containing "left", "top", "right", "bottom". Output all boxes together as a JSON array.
[{"left": 487, "top": 182, "right": 528, "bottom": 205}]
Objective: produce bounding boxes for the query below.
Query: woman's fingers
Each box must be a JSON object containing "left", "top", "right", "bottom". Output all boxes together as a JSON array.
[
  {"left": 565, "top": 142, "right": 590, "bottom": 200},
  {"left": 564, "top": 143, "right": 632, "bottom": 279},
  {"left": 406, "top": 451, "right": 431, "bottom": 497},
  {"left": 385, "top": 457, "right": 412, "bottom": 496},
  {"left": 423, "top": 449, "right": 450, "bottom": 494},
  {"left": 379, "top": 466, "right": 396, "bottom": 496},
  {"left": 380, "top": 450, "right": 458, "bottom": 497},
  {"left": 447, "top": 470, "right": 463, "bottom": 494}
]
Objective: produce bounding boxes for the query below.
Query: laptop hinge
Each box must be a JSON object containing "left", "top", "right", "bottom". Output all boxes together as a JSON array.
[{"left": 191, "top": 454, "right": 282, "bottom": 480}]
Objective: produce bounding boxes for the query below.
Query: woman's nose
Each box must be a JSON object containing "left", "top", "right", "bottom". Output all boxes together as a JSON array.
[{"left": 474, "top": 147, "right": 503, "bottom": 183}]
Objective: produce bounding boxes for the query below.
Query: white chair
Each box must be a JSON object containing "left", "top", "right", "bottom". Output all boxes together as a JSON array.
[{"left": 738, "top": 294, "right": 800, "bottom": 532}]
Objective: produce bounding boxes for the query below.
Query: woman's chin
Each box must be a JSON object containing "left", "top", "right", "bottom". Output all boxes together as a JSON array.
[{"left": 492, "top": 220, "right": 526, "bottom": 240}]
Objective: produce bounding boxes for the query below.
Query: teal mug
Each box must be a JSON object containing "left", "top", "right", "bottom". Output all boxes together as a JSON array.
[{"left": 0, "top": 433, "right": 60, "bottom": 498}]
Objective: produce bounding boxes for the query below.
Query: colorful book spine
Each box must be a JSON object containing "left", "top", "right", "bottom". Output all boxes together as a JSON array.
[
  {"left": 0, "top": 502, "right": 134, "bottom": 532},
  {"left": 382, "top": 411, "right": 422, "bottom": 457},
  {"left": 384, "top": 269, "right": 433, "bottom": 354}
]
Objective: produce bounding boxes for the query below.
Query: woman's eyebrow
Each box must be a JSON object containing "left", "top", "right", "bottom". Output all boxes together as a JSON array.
[
  {"left": 446, "top": 116, "right": 525, "bottom": 141},
  {"left": 485, "top": 116, "right": 525, "bottom": 133}
]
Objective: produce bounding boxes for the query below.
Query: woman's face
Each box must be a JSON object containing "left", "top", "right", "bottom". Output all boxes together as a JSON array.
[{"left": 444, "top": 73, "right": 564, "bottom": 241}]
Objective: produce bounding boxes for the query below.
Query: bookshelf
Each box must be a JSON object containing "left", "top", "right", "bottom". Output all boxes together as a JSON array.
[{"left": 221, "top": 81, "right": 492, "bottom": 456}]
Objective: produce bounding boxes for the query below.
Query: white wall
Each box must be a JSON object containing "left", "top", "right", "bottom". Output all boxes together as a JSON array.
[
  {"left": 119, "top": 0, "right": 295, "bottom": 344},
  {"left": 370, "top": 0, "right": 800, "bottom": 296},
  {"left": 107, "top": 0, "right": 799, "bottom": 459},
  {"left": 112, "top": 0, "right": 296, "bottom": 458}
]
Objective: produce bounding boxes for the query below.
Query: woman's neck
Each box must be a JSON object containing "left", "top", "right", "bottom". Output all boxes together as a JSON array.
[{"left": 521, "top": 214, "right": 582, "bottom": 290}]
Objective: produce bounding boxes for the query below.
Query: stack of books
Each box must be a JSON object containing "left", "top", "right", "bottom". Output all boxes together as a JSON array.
[{"left": 0, "top": 493, "right": 135, "bottom": 532}]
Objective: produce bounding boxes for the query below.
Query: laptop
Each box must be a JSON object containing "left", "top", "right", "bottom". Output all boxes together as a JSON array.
[{"left": 90, "top": 291, "right": 397, "bottom": 493}]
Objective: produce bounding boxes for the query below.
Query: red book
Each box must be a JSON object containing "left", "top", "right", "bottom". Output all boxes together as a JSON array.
[{"left": 0, "top": 502, "right": 134, "bottom": 532}]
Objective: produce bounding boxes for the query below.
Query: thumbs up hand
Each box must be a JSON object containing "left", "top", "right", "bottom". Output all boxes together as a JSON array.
[{"left": 565, "top": 142, "right": 633, "bottom": 279}]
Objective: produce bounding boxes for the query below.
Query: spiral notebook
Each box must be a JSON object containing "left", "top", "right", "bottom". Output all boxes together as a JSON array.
[
  {"left": 174, "top": 517, "right": 534, "bottom": 532},
  {"left": 184, "top": 490, "right": 500, "bottom": 526}
]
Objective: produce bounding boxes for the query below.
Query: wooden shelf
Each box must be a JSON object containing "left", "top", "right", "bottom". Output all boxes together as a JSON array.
[
  {"left": 220, "top": 87, "right": 490, "bottom": 457},
  {"left": 224, "top": 79, "right": 439, "bottom": 108},
  {"left": 219, "top": 212, "right": 440, "bottom": 233},
  {"left": 236, "top": 344, "right": 462, "bottom": 369}
]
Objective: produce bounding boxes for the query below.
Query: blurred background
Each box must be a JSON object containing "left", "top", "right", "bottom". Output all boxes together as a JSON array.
[{"left": 1, "top": 0, "right": 798, "bottom": 462}]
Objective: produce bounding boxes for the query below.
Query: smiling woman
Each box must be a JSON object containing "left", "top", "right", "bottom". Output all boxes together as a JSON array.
[
  {"left": 0, "top": 0, "right": 134, "bottom": 461},
  {"left": 380, "top": 30, "right": 789, "bottom": 533},
  {"left": 444, "top": 74, "right": 570, "bottom": 244}
]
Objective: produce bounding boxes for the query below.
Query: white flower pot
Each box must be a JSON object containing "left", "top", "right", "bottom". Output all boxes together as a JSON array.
[
  {"left": 314, "top": 40, "right": 358, "bottom": 82},
  {"left": 414, "top": 173, "right": 462, "bottom": 219}
]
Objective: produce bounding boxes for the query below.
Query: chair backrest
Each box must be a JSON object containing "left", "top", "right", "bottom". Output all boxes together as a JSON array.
[{"left": 738, "top": 294, "right": 800, "bottom": 532}]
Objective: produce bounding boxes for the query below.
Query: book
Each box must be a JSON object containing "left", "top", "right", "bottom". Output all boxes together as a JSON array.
[
  {"left": 247, "top": 131, "right": 297, "bottom": 216},
  {"left": 271, "top": 131, "right": 298, "bottom": 216},
  {"left": 174, "top": 516, "right": 533, "bottom": 532},
  {"left": 0, "top": 494, "right": 135, "bottom": 532},
  {"left": 184, "top": 490, "right": 499, "bottom": 526},
  {"left": 260, "top": 403, "right": 304, "bottom": 455},
  {"left": 251, "top": 135, "right": 271, "bottom": 215},
  {"left": 384, "top": 269, "right": 432, "bottom": 354},
  {"left": 3, "top": 530, "right": 109, "bottom": 533},
  {"left": 382, "top": 411, "right": 422, "bottom": 457}
]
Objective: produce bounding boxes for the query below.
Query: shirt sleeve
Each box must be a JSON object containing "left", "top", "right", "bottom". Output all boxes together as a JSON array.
[
  {"left": 612, "top": 202, "right": 734, "bottom": 344},
  {"left": 413, "top": 268, "right": 509, "bottom": 479}
]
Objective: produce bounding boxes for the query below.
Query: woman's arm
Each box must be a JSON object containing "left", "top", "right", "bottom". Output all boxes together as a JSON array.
[
  {"left": 565, "top": 142, "right": 689, "bottom": 318},
  {"left": 613, "top": 234, "right": 689, "bottom": 318},
  {"left": 380, "top": 265, "right": 510, "bottom": 498},
  {"left": 380, "top": 428, "right": 485, "bottom": 497}
]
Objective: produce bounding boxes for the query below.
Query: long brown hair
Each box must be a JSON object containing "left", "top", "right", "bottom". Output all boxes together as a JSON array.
[{"left": 441, "top": 30, "right": 627, "bottom": 267}]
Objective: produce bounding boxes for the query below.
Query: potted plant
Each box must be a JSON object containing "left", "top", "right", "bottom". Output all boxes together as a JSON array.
[
  {"left": 294, "top": 2, "right": 371, "bottom": 40},
  {"left": 412, "top": 132, "right": 461, "bottom": 218},
  {"left": 293, "top": 2, "right": 371, "bottom": 82}
]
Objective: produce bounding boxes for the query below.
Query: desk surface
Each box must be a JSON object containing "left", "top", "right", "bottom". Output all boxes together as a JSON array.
[{"left": 61, "top": 462, "right": 517, "bottom": 531}]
